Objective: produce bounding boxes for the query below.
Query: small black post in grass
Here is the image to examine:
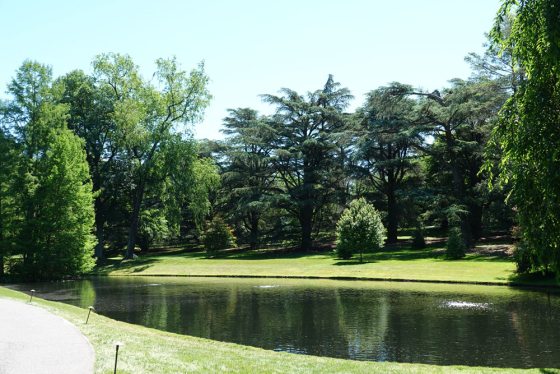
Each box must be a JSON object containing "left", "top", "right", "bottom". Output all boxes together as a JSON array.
[
  {"left": 114, "top": 341, "right": 122, "bottom": 374},
  {"left": 85, "top": 306, "right": 95, "bottom": 324},
  {"left": 28, "top": 289, "right": 36, "bottom": 303}
]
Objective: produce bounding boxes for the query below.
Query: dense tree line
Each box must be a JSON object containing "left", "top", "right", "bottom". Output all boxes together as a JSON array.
[
  {"left": 1, "top": 0, "right": 559, "bottom": 279},
  {"left": 214, "top": 75, "right": 511, "bottom": 252},
  {"left": 0, "top": 55, "right": 216, "bottom": 280}
]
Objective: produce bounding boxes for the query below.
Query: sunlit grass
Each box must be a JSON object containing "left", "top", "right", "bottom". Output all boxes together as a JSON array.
[
  {"left": 1, "top": 286, "right": 556, "bottom": 374},
  {"left": 92, "top": 241, "right": 540, "bottom": 286}
]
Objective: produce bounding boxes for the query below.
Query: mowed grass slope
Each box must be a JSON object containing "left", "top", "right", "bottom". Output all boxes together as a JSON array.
[
  {"left": 1, "top": 286, "right": 557, "bottom": 374},
  {"left": 94, "top": 242, "right": 524, "bottom": 285}
]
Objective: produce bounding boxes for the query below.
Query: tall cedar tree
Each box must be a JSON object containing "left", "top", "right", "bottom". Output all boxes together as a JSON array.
[
  {"left": 263, "top": 76, "right": 352, "bottom": 250},
  {"left": 356, "top": 89, "right": 421, "bottom": 243},
  {"left": 387, "top": 79, "right": 505, "bottom": 246},
  {"left": 221, "top": 108, "right": 276, "bottom": 250}
]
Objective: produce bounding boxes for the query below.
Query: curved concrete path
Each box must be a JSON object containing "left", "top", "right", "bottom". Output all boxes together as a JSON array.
[{"left": 0, "top": 299, "right": 94, "bottom": 374}]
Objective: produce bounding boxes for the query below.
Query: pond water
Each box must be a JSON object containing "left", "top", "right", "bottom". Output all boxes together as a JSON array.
[{"left": 8, "top": 277, "right": 560, "bottom": 368}]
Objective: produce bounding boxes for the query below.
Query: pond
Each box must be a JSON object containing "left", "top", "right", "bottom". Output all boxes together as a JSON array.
[{"left": 8, "top": 277, "right": 560, "bottom": 368}]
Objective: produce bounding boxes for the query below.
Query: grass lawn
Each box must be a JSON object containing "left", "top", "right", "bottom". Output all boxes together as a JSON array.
[
  {"left": 1, "top": 286, "right": 558, "bottom": 374},
  {"left": 93, "top": 240, "right": 559, "bottom": 287}
]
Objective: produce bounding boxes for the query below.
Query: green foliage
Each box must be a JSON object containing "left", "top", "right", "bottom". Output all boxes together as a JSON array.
[
  {"left": 489, "top": 0, "right": 560, "bottom": 274},
  {"left": 92, "top": 53, "right": 211, "bottom": 259},
  {"left": 0, "top": 131, "right": 21, "bottom": 276},
  {"left": 220, "top": 108, "right": 276, "bottom": 250},
  {"left": 389, "top": 79, "right": 507, "bottom": 246},
  {"left": 264, "top": 75, "right": 353, "bottom": 250},
  {"left": 355, "top": 87, "right": 422, "bottom": 244},
  {"left": 202, "top": 217, "right": 237, "bottom": 254},
  {"left": 189, "top": 157, "right": 221, "bottom": 229},
  {"left": 513, "top": 242, "right": 534, "bottom": 274},
  {"left": 29, "top": 130, "right": 96, "bottom": 278},
  {"left": 1, "top": 61, "right": 96, "bottom": 280},
  {"left": 446, "top": 227, "right": 466, "bottom": 259},
  {"left": 336, "top": 198, "right": 386, "bottom": 262},
  {"left": 138, "top": 209, "right": 171, "bottom": 251}
]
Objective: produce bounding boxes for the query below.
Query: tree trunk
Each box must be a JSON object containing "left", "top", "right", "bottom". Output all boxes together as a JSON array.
[
  {"left": 446, "top": 127, "right": 472, "bottom": 247},
  {"left": 94, "top": 210, "right": 105, "bottom": 264},
  {"left": 386, "top": 182, "right": 398, "bottom": 244},
  {"left": 300, "top": 206, "right": 313, "bottom": 251},
  {"left": 0, "top": 196, "right": 4, "bottom": 277},
  {"left": 299, "top": 160, "right": 314, "bottom": 251},
  {"left": 451, "top": 162, "right": 472, "bottom": 247},
  {"left": 125, "top": 183, "right": 145, "bottom": 259},
  {"left": 92, "top": 170, "right": 105, "bottom": 263},
  {"left": 249, "top": 212, "right": 259, "bottom": 251},
  {"left": 469, "top": 203, "right": 483, "bottom": 241}
]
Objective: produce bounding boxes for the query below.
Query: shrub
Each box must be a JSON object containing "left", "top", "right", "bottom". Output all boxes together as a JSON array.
[
  {"left": 336, "top": 198, "right": 386, "bottom": 262},
  {"left": 412, "top": 224, "right": 426, "bottom": 249},
  {"left": 446, "top": 227, "right": 466, "bottom": 259},
  {"left": 202, "top": 217, "right": 237, "bottom": 254},
  {"left": 513, "top": 241, "right": 534, "bottom": 274}
]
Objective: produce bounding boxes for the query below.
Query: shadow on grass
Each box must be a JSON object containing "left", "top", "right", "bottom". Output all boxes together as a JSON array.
[
  {"left": 94, "top": 258, "right": 159, "bottom": 274},
  {"left": 333, "top": 261, "right": 372, "bottom": 266},
  {"left": 371, "top": 249, "right": 443, "bottom": 261},
  {"left": 508, "top": 272, "right": 560, "bottom": 287},
  {"left": 462, "top": 253, "right": 513, "bottom": 262},
  {"left": 205, "top": 249, "right": 330, "bottom": 261},
  {"left": 94, "top": 234, "right": 514, "bottom": 274},
  {"left": 539, "top": 369, "right": 560, "bottom": 374}
]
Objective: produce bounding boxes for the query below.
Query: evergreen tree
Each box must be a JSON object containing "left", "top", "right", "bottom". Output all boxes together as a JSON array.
[
  {"left": 387, "top": 79, "right": 506, "bottom": 246},
  {"left": 220, "top": 108, "right": 276, "bottom": 250},
  {"left": 355, "top": 88, "right": 422, "bottom": 243},
  {"left": 0, "top": 131, "right": 20, "bottom": 277},
  {"left": 263, "top": 75, "right": 352, "bottom": 250},
  {"left": 336, "top": 198, "right": 386, "bottom": 262},
  {"left": 2, "top": 61, "right": 96, "bottom": 279},
  {"left": 29, "top": 129, "right": 96, "bottom": 278}
]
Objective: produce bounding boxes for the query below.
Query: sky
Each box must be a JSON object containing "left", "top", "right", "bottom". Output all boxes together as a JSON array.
[{"left": 0, "top": 0, "right": 501, "bottom": 140}]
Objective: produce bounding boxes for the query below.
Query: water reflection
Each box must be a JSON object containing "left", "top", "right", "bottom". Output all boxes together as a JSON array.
[{"left": 8, "top": 277, "right": 560, "bottom": 368}]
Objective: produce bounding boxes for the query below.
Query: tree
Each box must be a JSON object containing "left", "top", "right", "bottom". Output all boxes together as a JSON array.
[
  {"left": 466, "top": 10, "right": 525, "bottom": 93},
  {"left": 220, "top": 108, "right": 276, "bottom": 250},
  {"left": 57, "top": 69, "right": 119, "bottom": 263},
  {"left": 1, "top": 60, "right": 96, "bottom": 279},
  {"left": 28, "top": 130, "right": 96, "bottom": 278},
  {"left": 202, "top": 216, "right": 237, "bottom": 254},
  {"left": 446, "top": 227, "right": 466, "bottom": 259},
  {"left": 387, "top": 79, "right": 506, "bottom": 246},
  {"left": 93, "top": 53, "right": 211, "bottom": 259},
  {"left": 0, "top": 130, "right": 20, "bottom": 277},
  {"left": 264, "top": 75, "right": 353, "bottom": 250},
  {"left": 336, "top": 198, "right": 385, "bottom": 262},
  {"left": 355, "top": 88, "right": 421, "bottom": 244},
  {"left": 489, "top": 0, "right": 560, "bottom": 274}
]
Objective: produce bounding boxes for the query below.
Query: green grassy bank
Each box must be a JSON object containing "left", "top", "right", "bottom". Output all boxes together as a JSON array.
[
  {"left": 93, "top": 243, "right": 558, "bottom": 287},
  {"left": 1, "top": 286, "right": 557, "bottom": 374}
]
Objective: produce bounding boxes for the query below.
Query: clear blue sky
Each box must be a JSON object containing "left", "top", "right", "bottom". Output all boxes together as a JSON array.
[{"left": 0, "top": 0, "right": 501, "bottom": 139}]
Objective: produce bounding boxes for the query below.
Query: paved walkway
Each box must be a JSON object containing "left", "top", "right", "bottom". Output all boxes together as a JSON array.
[{"left": 0, "top": 299, "right": 94, "bottom": 374}]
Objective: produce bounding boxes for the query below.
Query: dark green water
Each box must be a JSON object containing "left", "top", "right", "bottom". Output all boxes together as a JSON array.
[{"left": 9, "top": 277, "right": 560, "bottom": 368}]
